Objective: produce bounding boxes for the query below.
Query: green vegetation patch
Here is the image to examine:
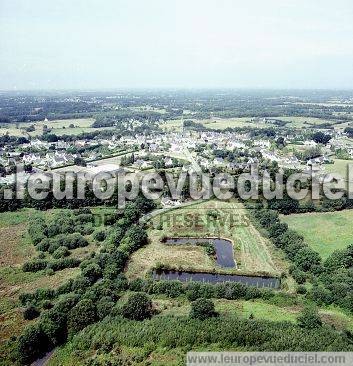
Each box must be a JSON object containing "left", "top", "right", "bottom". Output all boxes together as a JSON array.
[{"left": 282, "top": 210, "right": 353, "bottom": 259}]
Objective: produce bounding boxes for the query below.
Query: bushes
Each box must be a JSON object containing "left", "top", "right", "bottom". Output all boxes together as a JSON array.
[
  {"left": 74, "top": 224, "right": 94, "bottom": 235},
  {"left": 52, "top": 246, "right": 70, "bottom": 259},
  {"left": 16, "top": 197, "right": 156, "bottom": 364},
  {"left": 23, "top": 305, "right": 40, "bottom": 320},
  {"left": 36, "top": 233, "right": 89, "bottom": 254},
  {"left": 190, "top": 298, "right": 217, "bottom": 320},
  {"left": 146, "top": 280, "right": 184, "bottom": 298},
  {"left": 122, "top": 292, "right": 152, "bottom": 321},
  {"left": 290, "top": 267, "right": 307, "bottom": 284},
  {"left": 28, "top": 218, "right": 47, "bottom": 244},
  {"left": 19, "top": 288, "right": 56, "bottom": 307},
  {"left": 97, "top": 296, "right": 115, "bottom": 320},
  {"left": 67, "top": 299, "right": 97, "bottom": 335},
  {"left": 82, "top": 263, "right": 103, "bottom": 283},
  {"left": 17, "top": 324, "right": 50, "bottom": 364},
  {"left": 297, "top": 307, "right": 322, "bottom": 329},
  {"left": 119, "top": 225, "right": 148, "bottom": 254},
  {"left": 294, "top": 248, "right": 321, "bottom": 272},
  {"left": 72, "top": 276, "right": 92, "bottom": 294},
  {"left": 47, "top": 258, "right": 81, "bottom": 271},
  {"left": 50, "top": 233, "right": 89, "bottom": 251},
  {"left": 94, "top": 229, "right": 107, "bottom": 242},
  {"left": 22, "top": 257, "right": 80, "bottom": 273},
  {"left": 22, "top": 259, "right": 48, "bottom": 272},
  {"left": 74, "top": 213, "right": 94, "bottom": 225}
]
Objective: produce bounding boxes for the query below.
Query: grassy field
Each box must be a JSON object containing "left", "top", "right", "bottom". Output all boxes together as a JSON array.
[
  {"left": 160, "top": 116, "right": 338, "bottom": 132},
  {"left": 278, "top": 116, "right": 337, "bottom": 128},
  {"left": 324, "top": 159, "right": 352, "bottom": 179},
  {"left": 201, "top": 117, "right": 254, "bottom": 129},
  {"left": 126, "top": 199, "right": 287, "bottom": 279},
  {"left": 0, "top": 118, "right": 97, "bottom": 137},
  {"left": 282, "top": 210, "right": 353, "bottom": 259}
]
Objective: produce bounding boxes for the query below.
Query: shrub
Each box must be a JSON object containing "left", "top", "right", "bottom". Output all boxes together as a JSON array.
[
  {"left": 122, "top": 292, "right": 152, "bottom": 320},
  {"left": 297, "top": 285, "right": 307, "bottom": 295},
  {"left": 74, "top": 213, "right": 94, "bottom": 225},
  {"left": 22, "top": 259, "right": 48, "bottom": 272},
  {"left": 94, "top": 230, "right": 107, "bottom": 242},
  {"left": 74, "top": 224, "right": 95, "bottom": 235},
  {"left": 82, "top": 263, "right": 102, "bottom": 283},
  {"left": 294, "top": 248, "right": 321, "bottom": 272},
  {"left": 97, "top": 296, "right": 115, "bottom": 320},
  {"left": 190, "top": 298, "right": 217, "bottom": 320},
  {"left": 36, "top": 238, "right": 51, "bottom": 252},
  {"left": 290, "top": 268, "right": 307, "bottom": 284},
  {"left": 67, "top": 299, "right": 96, "bottom": 335},
  {"left": 42, "top": 300, "right": 53, "bottom": 310},
  {"left": 46, "top": 223, "right": 61, "bottom": 237},
  {"left": 23, "top": 306, "right": 40, "bottom": 320},
  {"left": 37, "top": 251, "right": 45, "bottom": 259},
  {"left": 128, "top": 278, "right": 145, "bottom": 292},
  {"left": 17, "top": 324, "right": 49, "bottom": 365},
  {"left": 153, "top": 280, "right": 183, "bottom": 298},
  {"left": 52, "top": 246, "right": 70, "bottom": 259},
  {"left": 47, "top": 258, "right": 80, "bottom": 272},
  {"left": 297, "top": 307, "right": 322, "bottom": 329},
  {"left": 72, "top": 276, "right": 92, "bottom": 294}
]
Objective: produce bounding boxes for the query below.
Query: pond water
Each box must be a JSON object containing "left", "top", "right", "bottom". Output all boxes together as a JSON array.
[
  {"left": 164, "top": 237, "right": 236, "bottom": 268},
  {"left": 153, "top": 269, "right": 280, "bottom": 289}
]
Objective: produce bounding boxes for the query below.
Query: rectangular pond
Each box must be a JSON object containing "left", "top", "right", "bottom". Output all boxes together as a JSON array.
[{"left": 153, "top": 269, "right": 281, "bottom": 289}]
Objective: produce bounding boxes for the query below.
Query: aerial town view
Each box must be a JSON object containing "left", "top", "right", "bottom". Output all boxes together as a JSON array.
[{"left": 1, "top": 1, "right": 353, "bottom": 366}]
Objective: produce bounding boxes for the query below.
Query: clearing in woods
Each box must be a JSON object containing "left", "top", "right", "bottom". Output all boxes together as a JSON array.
[
  {"left": 126, "top": 199, "right": 287, "bottom": 279},
  {"left": 282, "top": 209, "right": 353, "bottom": 259}
]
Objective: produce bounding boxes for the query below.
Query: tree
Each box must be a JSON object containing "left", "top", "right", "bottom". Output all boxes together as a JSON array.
[
  {"left": 42, "top": 133, "right": 58, "bottom": 142},
  {"left": 74, "top": 156, "right": 87, "bottom": 167},
  {"left": 312, "top": 131, "right": 331, "bottom": 145},
  {"left": 294, "top": 247, "right": 321, "bottom": 272},
  {"left": 67, "top": 299, "right": 96, "bottom": 335},
  {"left": 297, "top": 307, "right": 322, "bottom": 329},
  {"left": 82, "top": 263, "right": 102, "bottom": 283},
  {"left": 17, "top": 324, "right": 49, "bottom": 364},
  {"left": 190, "top": 298, "right": 217, "bottom": 320},
  {"left": 344, "top": 127, "right": 353, "bottom": 138},
  {"left": 97, "top": 296, "right": 115, "bottom": 320},
  {"left": 23, "top": 305, "right": 40, "bottom": 320},
  {"left": 122, "top": 292, "right": 152, "bottom": 320}
]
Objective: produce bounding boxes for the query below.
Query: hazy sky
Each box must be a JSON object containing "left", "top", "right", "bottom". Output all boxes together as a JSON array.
[{"left": 1, "top": 0, "right": 353, "bottom": 90}]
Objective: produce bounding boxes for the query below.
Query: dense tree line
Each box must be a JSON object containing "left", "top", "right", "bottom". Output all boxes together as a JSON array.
[{"left": 247, "top": 203, "right": 353, "bottom": 313}]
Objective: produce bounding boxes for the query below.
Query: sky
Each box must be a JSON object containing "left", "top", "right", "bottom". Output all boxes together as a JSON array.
[{"left": 1, "top": 0, "right": 353, "bottom": 90}]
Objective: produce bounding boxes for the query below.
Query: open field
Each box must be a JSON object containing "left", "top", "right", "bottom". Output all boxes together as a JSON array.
[
  {"left": 201, "top": 117, "right": 255, "bottom": 129},
  {"left": 324, "top": 158, "right": 352, "bottom": 179},
  {"left": 126, "top": 199, "right": 287, "bottom": 279},
  {"left": 161, "top": 116, "right": 340, "bottom": 132},
  {"left": 0, "top": 118, "right": 101, "bottom": 137},
  {"left": 278, "top": 116, "right": 338, "bottom": 128},
  {"left": 282, "top": 209, "right": 353, "bottom": 259},
  {"left": 0, "top": 209, "right": 37, "bottom": 267}
]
